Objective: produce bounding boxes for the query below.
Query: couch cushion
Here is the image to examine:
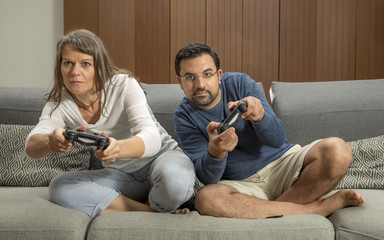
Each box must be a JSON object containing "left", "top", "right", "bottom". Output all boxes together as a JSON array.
[
  {"left": 141, "top": 83, "right": 185, "bottom": 142},
  {"left": 0, "top": 187, "right": 91, "bottom": 240},
  {"left": 0, "top": 124, "right": 90, "bottom": 186},
  {"left": 87, "top": 211, "right": 334, "bottom": 240},
  {"left": 328, "top": 189, "right": 384, "bottom": 240},
  {"left": 337, "top": 135, "right": 384, "bottom": 189},
  {"left": 270, "top": 79, "right": 384, "bottom": 145},
  {"left": 0, "top": 87, "right": 47, "bottom": 125}
]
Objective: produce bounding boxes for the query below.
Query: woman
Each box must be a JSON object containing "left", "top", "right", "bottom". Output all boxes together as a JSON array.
[{"left": 25, "top": 29, "right": 195, "bottom": 218}]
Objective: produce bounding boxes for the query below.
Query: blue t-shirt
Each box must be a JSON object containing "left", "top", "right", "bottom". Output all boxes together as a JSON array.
[{"left": 174, "top": 72, "right": 294, "bottom": 184}]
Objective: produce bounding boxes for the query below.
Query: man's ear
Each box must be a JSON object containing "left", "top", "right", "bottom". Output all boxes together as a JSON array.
[
  {"left": 177, "top": 76, "right": 183, "bottom": 89},
  {"left": 218, "top": 69, "right": 223, "bottom": 84}
]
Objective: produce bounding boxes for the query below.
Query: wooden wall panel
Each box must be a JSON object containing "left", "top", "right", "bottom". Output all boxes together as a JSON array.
[
  {"left": 98, "top": 0, "right": 135, "bottom": 71},
  {"left": 280, "top": 0, "right": 317, "bottom": 82},
  {"left": 206, "top": 0, "right": 243, "bottom": 73},
  {"left": 64, "top": 0, "right": 99, "bottom": 34},
  {"left": 134, "top": 0, "right": 170, "bottom": 84},
  {"left": 170, "top": 0, "right": 206, "bottom": 83},
  {"left": 316, "top": 0, "right": 356, "bottom": 81},
  {"left": 243, "top": 0, "right": 279, "bottom": 95},
  {"left": 280, "top": 0, "right": 356, "bottom": 82},
  {"left": 356, "top": 0, "right": 384, "bottom": 79},
  {"left": 64, "top": 0, "right": 384, "bottom": 86}
]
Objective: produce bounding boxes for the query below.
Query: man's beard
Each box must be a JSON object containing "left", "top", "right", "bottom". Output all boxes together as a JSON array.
[{"left": 191, "top": 88, "right": 219, "bottom": 107}]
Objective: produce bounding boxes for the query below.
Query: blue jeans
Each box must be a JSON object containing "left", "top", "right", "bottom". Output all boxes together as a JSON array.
[{"left": 49, "top": 150, "right": 195, "bottom": 218}]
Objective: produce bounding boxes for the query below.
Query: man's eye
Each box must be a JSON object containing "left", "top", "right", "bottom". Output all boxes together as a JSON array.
[
  {"left": 203, "top": 72, "right": 213, "bottom": 78},
  {"left": 185, "top": 75, "right": 196, "bottom": 81}
]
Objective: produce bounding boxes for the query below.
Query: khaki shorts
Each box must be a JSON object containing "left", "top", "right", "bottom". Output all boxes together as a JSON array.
[{"left": 219, "top": 140, "right": 320, "bottom": 200}]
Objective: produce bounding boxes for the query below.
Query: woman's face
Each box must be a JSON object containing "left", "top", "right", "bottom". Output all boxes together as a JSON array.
[{"left": 61, "top": 45, "right": 96, "bottom": 97}]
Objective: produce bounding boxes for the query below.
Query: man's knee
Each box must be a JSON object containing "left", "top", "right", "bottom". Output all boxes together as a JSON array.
[
  {"left": 318, "top": 137, "right": 353, "bottom": 177},
  {"left": 322, "top": 137, "right": 352, "bottom": 163}
]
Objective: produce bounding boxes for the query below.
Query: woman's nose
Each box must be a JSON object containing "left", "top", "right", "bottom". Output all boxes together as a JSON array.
[{"left": 70, "top": 64, "right": 80, "bottom": 76}]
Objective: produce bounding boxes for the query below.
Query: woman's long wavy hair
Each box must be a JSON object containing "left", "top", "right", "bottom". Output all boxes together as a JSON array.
[{"left": 46, "top": 29, "right": 134, "bottom": 114}]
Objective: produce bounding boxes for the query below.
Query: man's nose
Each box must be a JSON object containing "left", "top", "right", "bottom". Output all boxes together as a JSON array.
[{"left": 195, "top": 76, "right": 205, "bottom": 88}]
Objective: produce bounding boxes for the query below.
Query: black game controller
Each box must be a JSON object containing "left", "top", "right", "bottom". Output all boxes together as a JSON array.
[
  {"left": 217, "top": 101, "right": 248, "bottom": 134},
  {"left": 64, "top": 128, "right": 109, "bottom": 150}
]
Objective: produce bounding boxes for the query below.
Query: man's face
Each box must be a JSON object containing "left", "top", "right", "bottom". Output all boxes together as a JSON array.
[{"left": 177, "top": 54, "right": 222, "bottom": 110}]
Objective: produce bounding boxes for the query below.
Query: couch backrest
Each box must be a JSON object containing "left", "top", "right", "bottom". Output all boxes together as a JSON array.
[
  {"left": 0, "top": 87, "right": 48, "bottom": 125},
  {"left": 0, "top": 82, "right": 265, "bottom": 143},
  {"left": 141, "top": 83, "right": 185, "bottom": 141},
  {"left": 270, "top": 79, "right": 384, "bottom": 145}
]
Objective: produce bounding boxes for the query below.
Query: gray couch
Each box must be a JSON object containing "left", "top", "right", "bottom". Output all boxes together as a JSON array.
[{"left": 0, "top": 79, "right": 383, "bottom": 240}]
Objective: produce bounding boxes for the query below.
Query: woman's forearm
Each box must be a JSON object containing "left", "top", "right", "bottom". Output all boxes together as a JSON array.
[
  {"left": 25, "top": 134, "right": 50, "bottom": 159},
  {"left": 117, "top": 136, "right": 145, "bottom": 159}
]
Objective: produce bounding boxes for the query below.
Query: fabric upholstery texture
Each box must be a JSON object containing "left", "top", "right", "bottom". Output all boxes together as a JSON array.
[
  {"left": 0, "top": 87, "right": 47, "bottom": 125},
  {"left": 338, "top": 135, "right": 384, "bottom": 189},
  {"left": 328, "top": 189, "right": 384, "bottom": 240},
  {"left": 0, "top": 124, "right": 90, "bottom": 186},
  {"left": 270, "top": 79, "right": 384, "bottom": 145},
  {"left": 87, "top": 211, "right": 334, "bottom": 240},
  {"left": 0, "top": 187, "right": 91, "bottom": 240}
]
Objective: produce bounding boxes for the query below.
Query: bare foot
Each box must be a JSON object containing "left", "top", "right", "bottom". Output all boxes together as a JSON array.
[
  {"left": 313, "top": 189, "right": 365, "bottom": 216},
  {"left": 174, "top": 208, "right": 191, "bottom": 214},
  {"left": 331, "top": 189, "right": 365, "bottom": 207}
]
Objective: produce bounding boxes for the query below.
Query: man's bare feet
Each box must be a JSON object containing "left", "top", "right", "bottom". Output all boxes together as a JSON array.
[
  {"left": 174, "top": 208, "right": 191, "bottom": 214},
  {"left": 313, "top": 189, "right": 365, "bottom": 216}
]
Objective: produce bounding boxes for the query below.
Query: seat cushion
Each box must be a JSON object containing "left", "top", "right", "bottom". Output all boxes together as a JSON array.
[
  {"left": 87, "top": 211, "right": 334, "bottom": 240},
  {"left": 0, "top": 187, "right": 91, "bottom": 240},
  {"left": 328, "top": 189, "right": 384, "bottom": 240}
]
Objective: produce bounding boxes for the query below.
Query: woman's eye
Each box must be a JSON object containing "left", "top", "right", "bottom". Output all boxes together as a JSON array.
[
  {"left": 82, "top": 62, "right": 91, "bottom": 67},
  {"left": 63, "top": 61, "right": 72, "bottom": 66}
]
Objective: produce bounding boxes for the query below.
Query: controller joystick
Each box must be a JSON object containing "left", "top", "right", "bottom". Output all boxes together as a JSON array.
[
  {"left": 217, "top": 101, "right": 248, "bottom": 134},
  {"left": 64, "top": 128, "right": 109, "bottom": 150}
]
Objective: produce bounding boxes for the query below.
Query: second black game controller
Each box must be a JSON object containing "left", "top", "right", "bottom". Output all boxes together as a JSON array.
[
  {"left": 217, "top": 101, "right": 248, "bottom": 134},
  {"left": 64, "top": 128, "right": 109, "bottom": 150}
]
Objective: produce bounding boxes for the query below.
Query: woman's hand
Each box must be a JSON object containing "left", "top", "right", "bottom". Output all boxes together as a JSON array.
[
  {"left": 48, "top": 128, "right": 73, "bottom": 153},
  {"left": 93, "top": 131, "right": 119, "bottom": 163}
]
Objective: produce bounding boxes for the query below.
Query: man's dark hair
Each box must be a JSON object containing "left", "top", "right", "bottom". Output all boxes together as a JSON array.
[{"left": 175, "top": 43, "right": 220, "bottom": 76}]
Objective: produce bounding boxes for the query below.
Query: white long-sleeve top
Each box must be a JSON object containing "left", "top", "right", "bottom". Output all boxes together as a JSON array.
[{"left": 26, "top": 74, "right": 178, "bottom": 173}]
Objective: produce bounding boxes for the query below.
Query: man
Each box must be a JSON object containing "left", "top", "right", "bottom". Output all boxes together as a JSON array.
[{"left": 173, "top": 43, "right": 364, "bottom": 219}]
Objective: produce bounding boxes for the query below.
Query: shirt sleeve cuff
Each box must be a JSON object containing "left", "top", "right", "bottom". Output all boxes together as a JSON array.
[{"left": 252, "top": 112, "right": 272, "bottom": 130}]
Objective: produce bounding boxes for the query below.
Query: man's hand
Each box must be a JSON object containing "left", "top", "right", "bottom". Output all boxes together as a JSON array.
[
  {"left": 206, "top": 122, "right": 238, "bottom": 159},
  {"left": 228, "top": 97, "right": 265, "bottom": 122},
  {"left": 94, "top": 131, "right": 118, "bottom": 163}
]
